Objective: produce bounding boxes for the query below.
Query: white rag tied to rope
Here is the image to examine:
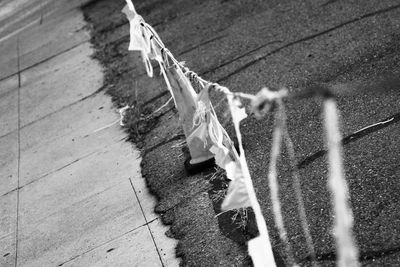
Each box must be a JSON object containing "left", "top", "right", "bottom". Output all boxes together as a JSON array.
[{"left": 121, "top": 1, "right": 360, "bottom": 266}]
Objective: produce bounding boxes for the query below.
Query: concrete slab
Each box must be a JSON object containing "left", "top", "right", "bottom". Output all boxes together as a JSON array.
[
  {"left": 17, "top": 180, "right": 145, "bottom": 267},
  {"left": 0, "top": 132, "right": 18, "bottom": 196},
  {"left": 44, "top": 0, "right": 85, "bottom": 16},
  {"left": 19, "top": 94, "right": 123, "bottom": 187},
  {"left": 0, "top": 234, "right": 15, "bottom": 267},
  {"left": 0, "top": 190, "right": 16, "bottom": 238},
  {"left": 19, "top": 124, "right": 124, "bottom": 187},
  {"left": 61, "top": 225, "right": 162, "bottom": 267},
  {"left": 18, "top": 9, "right": 90, "bottom": 71},
  {"left": 0, "top": 86, "right": 18, "bottom": 138},
  {"left": 0, "top": 0, "right": 47, "bottom": 42},
  {"left": 19, "top": 140, "right": 138, "bottom": 227},
  {"left": 0, "top": 36, "right": 18, "bottom": 80},
  {"left": 148, "top": 218, "right": 180, "bottom": 267},
  {"left": 19, "top": 92, "right": 116, "bottom": 153},
  {"left": 0, "top": 1, "right": 88, "bottom": 45},
  {"left": 0, "top": 1, "right": 179, "bottom": 266},
  {"left": 0, "top": 192, "right": 16, "bottom": 267},
  {"left": 0, "top": 73, "right": 18, "bottom": 96},
  {"left": 19, "top": 42, "right": 102, "bottom": 127}
]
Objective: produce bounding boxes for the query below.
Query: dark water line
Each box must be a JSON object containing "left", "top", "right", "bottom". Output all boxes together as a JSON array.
[
  {"left": 298, "top": 112, "right": 400, "bottom": 169},
  {"left": 300, "top": 245, "right": 400, "bottom": 263}
]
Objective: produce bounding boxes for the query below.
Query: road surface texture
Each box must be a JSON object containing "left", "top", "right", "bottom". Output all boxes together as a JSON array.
[
  {"left": 86, "top": 0, "right": 399, "bottom": 266},
  {"left": 0, "top": 0, "right": 178, "bottom": 266}
]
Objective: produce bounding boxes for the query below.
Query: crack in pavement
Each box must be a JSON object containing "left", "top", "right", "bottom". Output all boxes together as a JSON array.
[
  {"left": 215, "top": 3, "right": 400, "bottom": 83},
  {"left": 129, "top": 178, "right": 165, "bottom": 266},
  {"left": 104, "top": 4, "right": 400, "bottom": 111},
  {"left": 201, "top": 40, "right": 284, "bottom": 77},
  {"left": 177, "top": 34, "right": 228, "bottom": 55},
  {"left": 143, "top": 90, "right": 170, "bottom": 106}
]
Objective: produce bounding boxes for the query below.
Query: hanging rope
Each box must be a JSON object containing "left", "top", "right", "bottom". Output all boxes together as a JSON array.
[
  {"left": 281, "top": 105, "right": 317, "bottom": 267},
  {"left": 122, "top": 2, "right": 360, "bottom": 266},
  {"left": 268, "top": 99, "right": 298, "bottom": 267}
]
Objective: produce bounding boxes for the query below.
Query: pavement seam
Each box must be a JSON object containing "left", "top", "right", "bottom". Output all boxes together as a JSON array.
[
  {"left": 1, "top": 131, "right": 126, "bottom": 198},
  {"left": 0, "top": 40, "right": 90, "bottom": 83},
  {"left": 0, "top": 87, "right": 103, "bottom": 140},
  {"left": 21, "top": 150, "right": 98, "bottom": 189},
  {"left": 18, "top": 182, "right": 124, "bottom": 238},
  {"left": 14, "top": 35, "right": 21, "bottom": 267},
  {"left": 129, "top": 178, "right": 165, "bottom": 267},
  {"left": 0, "top": 149, "right": 100, "bottom": 198},
  {"left": 56, "top": 218, "right": 159, "bottom": 266},
  {"left": 21, "top": 87, "right": 103, "bottom": 128}
]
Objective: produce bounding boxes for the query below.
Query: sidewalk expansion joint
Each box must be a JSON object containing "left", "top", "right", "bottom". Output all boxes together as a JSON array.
[
  {"left": 0, "top": 40, "right": 90, "bottom": 84},
  {"left": 1, "top": 150, "right": 99, "bottom": 198},
  {"left": 22, "top": 87, "right": 104, "bottom": 129},
  {"left": 14, "top": 35, "right": 21, "bottom": 267},
  {"left": 56, "top": 218, "right": 159, "bottom": 267},
  {"left": 28, "top": 150, "right": 98, "bottom": 187},
  {"left": 0, "top": 87, "right": 104, "bottom": 141},
  {"left": 20, "top": 183, "right": 123, "bottom": 235},
  {"left": 129, "top": 178, "right": 165, "bottom": 267}
]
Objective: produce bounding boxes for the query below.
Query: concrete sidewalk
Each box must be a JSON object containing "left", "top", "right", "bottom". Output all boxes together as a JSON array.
[{"left": 0, "top": 1, "right": 178, "bottom": 266}]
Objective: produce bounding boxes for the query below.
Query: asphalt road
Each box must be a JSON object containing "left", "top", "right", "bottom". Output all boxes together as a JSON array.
[{"left": 83, "top": 0, "right": 400, "bottom": 265}]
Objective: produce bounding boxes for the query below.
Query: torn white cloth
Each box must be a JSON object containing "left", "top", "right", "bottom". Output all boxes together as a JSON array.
[
  {"left": 179, "top": 86, "right": 249, "bottom": 211},
  {"left": 226, "top": 95, "right": 276, "bottom": 267},
  {"left": 220, "top": 96, "right": 251, "bottom": 211},
  {"left": 122, "top": 3, "right": 153, "bottom": 76},
  {"left": 190, "top": 85, "right": 238, "bottom": 168},
  {"left": 166, "top": 65, "right": 214, "bottom": 164},
  {"left": 221, "top": 161, "right": 251, "bottom": 210},
  {"left": 122, "top": 0, "right": 171, "bottom": 89}
]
